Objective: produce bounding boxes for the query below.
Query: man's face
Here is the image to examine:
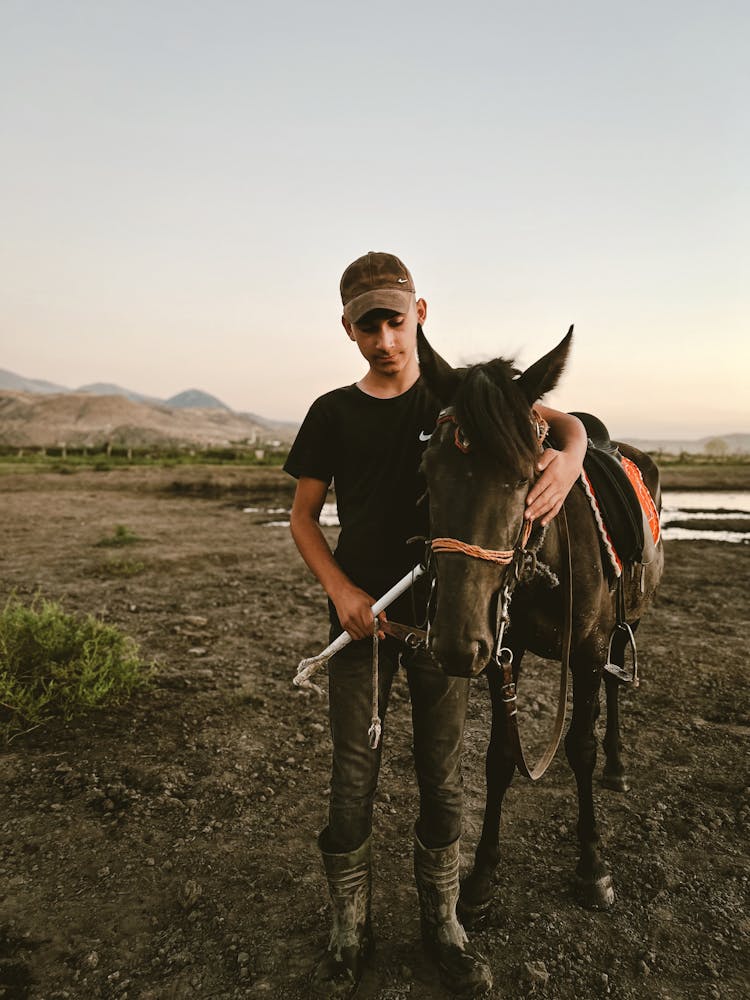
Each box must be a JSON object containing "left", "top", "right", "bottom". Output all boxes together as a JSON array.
[{"left": 343, "top": 297, "right": 427, "bottom": 377}]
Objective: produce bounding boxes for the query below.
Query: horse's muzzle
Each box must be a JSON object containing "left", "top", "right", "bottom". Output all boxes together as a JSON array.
[{"left": 429, "top": 635, "right": 491, "bottom": 678}]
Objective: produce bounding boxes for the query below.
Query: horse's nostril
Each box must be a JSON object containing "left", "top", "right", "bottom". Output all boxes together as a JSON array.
[{"left": 430, "top": 636, "right": 488, "bottom": 678}]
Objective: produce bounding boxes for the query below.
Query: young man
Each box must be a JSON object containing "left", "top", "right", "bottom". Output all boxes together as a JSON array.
[{"left": 284, "top": 252, "right": 586, "bottom": 998}]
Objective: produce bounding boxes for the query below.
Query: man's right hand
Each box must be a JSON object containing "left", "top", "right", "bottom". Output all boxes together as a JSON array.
[
  {"left": 332, "top": 583, "right": 386, "bottom": 641},
  {"left": 289, "top": 477, "right": 386, "bottom": 642}
]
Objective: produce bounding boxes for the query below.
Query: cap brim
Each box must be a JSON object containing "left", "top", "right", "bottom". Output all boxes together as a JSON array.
[{"left": 343, "top": 288, "right": 414, "bottom": 324}]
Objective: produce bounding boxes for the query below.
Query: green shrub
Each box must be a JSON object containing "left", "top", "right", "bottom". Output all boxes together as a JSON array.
[
  {"left": 0, "top": 595, "right": 154, "bottom": 741},
  {"left": 95, "top": 524, "right": 141, "bottom": 547},
  {"left": 100, "top": 558, "right": 145, "bottom": 577}
]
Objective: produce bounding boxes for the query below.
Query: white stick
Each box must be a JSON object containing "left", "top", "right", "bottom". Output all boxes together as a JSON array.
[{"left": 293, "top": 564, "right": 425, "bottom": 691}]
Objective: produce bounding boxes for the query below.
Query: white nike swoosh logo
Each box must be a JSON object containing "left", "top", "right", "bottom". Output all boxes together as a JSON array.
[
  {"left": 419, "top": 431, "right": 432, "bottom": 441},
  {"left": 397, "top": 277, "right": 408, "bottom": 283}
]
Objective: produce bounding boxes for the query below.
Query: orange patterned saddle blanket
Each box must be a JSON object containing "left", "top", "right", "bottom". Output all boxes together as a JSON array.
[{"left": 579, "top": 449, "right": 661, "bottom": 578}]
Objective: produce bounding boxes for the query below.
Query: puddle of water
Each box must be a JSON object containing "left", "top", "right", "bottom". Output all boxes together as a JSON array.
[
  {"left": 661, "top": 491, "right": 750, "bottom": 542},
  {"left": 662, "top": 511, "right": 749, "bottom": 521},
  {"left": 253, "top": 494, "right": 750, "bottom": 543},
  {"left": 245, "top": 500, "right": 339, "bottom": 528},
  {"left": 662, "top": 526, "right": 750, "bottom": 544},
  {"left": 662, "top": 491, "right": 750, "bottom": 513},
  {"left": 319, "top": 502, "right": 339, "bottom": 527}
]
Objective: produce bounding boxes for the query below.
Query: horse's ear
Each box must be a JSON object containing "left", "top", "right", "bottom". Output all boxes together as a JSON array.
[
  {"left": 517, "top": 325, "right": 574, "bottom": 403},
  {"left": 417, "top": 326, "right": 461, "bottom": 404}
]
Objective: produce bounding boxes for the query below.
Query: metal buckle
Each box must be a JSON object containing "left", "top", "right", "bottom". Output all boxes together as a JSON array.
[{"left": 496, "top": 645, "right": 514, "bottom": 669}]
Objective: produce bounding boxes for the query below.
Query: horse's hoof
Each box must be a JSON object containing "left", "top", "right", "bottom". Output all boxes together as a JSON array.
[
  {"left": 457, "top": 892, "right": 492, "bottom": 928},
  {"left": 459, "top": 871, "right": 494, "bottom": 927},
  {"left": 575, "top": 873, "right": 615, "bottom": 909},
  {"left": 601, "top": 772, "right": 630, "bottom": 793}
]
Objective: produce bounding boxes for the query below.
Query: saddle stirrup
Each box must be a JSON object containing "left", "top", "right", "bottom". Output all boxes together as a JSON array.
[{"left": 603, "top": 621, "right": 639, "bottom": 687}]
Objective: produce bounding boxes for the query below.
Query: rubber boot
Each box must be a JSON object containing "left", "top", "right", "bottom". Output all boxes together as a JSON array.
[
  {"left": 311, "top": 831, "right": 373, "bottom": 998},
  {"left": 414, "top": 832, "right": 493, "bottom": 998}
]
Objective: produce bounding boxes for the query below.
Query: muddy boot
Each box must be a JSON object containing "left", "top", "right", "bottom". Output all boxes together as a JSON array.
[
  {"left": 311, "top": 831, "right": 373, "bottom": 998},
  {"left": 414, "top": 832, "right": 492, "bottom": 998}
]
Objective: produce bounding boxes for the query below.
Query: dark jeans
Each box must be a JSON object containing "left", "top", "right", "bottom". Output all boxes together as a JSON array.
[{"left": 325, "top": 631, "right": 470, "bottom": 854}]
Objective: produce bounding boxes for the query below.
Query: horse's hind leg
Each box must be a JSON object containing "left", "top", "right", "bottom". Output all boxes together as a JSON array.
[
  {"left": 458, "top": 654, "right": 521, "bottom": 924},
  {"left": 601, "top": 673, "right": 629, "bottom": 792},
  {"left": 565, "top": 656, "right": 615, "bottom": 909}
]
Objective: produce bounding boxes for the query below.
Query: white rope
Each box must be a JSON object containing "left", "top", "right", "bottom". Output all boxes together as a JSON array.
[
  {"left": 368, "top": 621, "right": 382, "bottom": 749},
  {"left": 293, "top": 564, "right": 425, "bottom": 692}
]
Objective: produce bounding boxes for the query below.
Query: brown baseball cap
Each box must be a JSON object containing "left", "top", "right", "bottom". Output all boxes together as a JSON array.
[{"left": 340, "top": 251, "right": 416, "bottom": 324}]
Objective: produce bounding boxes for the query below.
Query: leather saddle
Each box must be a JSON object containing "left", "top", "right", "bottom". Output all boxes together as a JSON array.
[{"left": 568, "top": 411, "right": 646, "bottom": 572}]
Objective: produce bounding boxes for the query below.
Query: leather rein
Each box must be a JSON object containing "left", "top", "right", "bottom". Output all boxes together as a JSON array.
[{"left": 422, "top": 406, "right": 573, "bottom": 782}]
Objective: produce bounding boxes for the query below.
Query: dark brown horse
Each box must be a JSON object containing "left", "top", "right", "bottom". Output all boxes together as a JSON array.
[{"left": 417, "top": 326, "right": 664, "bottom": 914}]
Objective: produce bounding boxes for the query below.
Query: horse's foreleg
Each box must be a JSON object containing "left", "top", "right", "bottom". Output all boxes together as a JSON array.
[
  {"left": 565, "top": 660, "right": 615, "bottom": 909},
  {"left": 458, "top": 654, "right": 521, "bottom": 923},
  {"left": 601, "top": 672, "right": 630, "bottom": 792},
  {"left": 601, "top": 618, "right": 638, "bottom": 792}
]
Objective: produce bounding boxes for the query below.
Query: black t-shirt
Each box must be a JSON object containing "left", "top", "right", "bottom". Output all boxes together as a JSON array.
[{"left": 284, "top": 378, "right": 440, "bottom": 597}]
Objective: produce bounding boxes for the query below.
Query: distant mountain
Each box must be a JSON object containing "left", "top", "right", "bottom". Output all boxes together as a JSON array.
[
  {"left": 0, "top": 368, "right": 69, "bottom": 395},
  {"left": 621, "top": 433, "right": 750, "bottom": 455},
  {"left": 0, "top": 390, "right": 295, "bottom": 448},
  {"left": 0, "top": 368, "right": 292, "bottom": 441},
  {"left": 167, "top": 389, "right": 231, "bottom": 411},
  {"left": 76, "top": 382, "right": 163, "bottom": 405},
  {"left": 239, "top": 411, "right": 300, "bottom": 436},
  {"left": 7, "top": 366, "right": 743, "bottom": 454}
]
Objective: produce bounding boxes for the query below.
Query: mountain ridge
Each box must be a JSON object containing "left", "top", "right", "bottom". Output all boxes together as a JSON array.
[
  {"left": 0, "top": 368, "right": 747, "bottom": 453},
  {"left": 619, "top": 432, "right": 750, "bottom": 455},
  {"left": 0, "top": 389, "right": 296, "bottom": 449},
  {"left": 0, "top": 368, "right": 298, "bottom": 440},
  {"left": 0, "top": 369, "right": 235, "bottom": 411}
]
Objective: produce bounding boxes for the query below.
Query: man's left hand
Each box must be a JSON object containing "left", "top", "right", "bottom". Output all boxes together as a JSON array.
[{"left": 525, "top": 447, "right": 581, "bottom": 526}]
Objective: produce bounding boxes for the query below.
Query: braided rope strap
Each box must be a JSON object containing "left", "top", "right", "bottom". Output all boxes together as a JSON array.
[
  {"left": 431, "top": 520, "right": 532, "bottom": 564},
  {"left": 431, "top": 538, "right": 515, "bottom": 563}
]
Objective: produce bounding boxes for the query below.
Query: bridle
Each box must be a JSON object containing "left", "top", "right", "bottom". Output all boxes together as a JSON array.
[
  {"left": 432, "top": 521, "right": 533, "bottom": 565},
  {"left": 425, "top": 405, "right": 573, "bottom": 782},
  {"left": 429, "top": 405, "right": 541, "bottom": 575}
]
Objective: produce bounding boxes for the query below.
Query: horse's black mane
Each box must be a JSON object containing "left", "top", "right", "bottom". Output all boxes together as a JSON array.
[{"left": 453, "top": 359, "right": 539, "bottom": 475}]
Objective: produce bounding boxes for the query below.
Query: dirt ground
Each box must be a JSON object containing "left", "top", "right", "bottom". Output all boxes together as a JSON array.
[{"left": 0, "top": 466, "right": 747, "bottom": 1000}]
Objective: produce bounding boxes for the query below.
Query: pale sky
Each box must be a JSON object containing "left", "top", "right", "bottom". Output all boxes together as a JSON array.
[{"left": 1, "top": 1, "right": 747, "bottom": 437}]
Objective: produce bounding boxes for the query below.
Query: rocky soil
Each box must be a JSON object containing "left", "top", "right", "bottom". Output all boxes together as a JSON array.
[{"left": 0, "top": 466, "right": 747, "bottom": 1000}]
